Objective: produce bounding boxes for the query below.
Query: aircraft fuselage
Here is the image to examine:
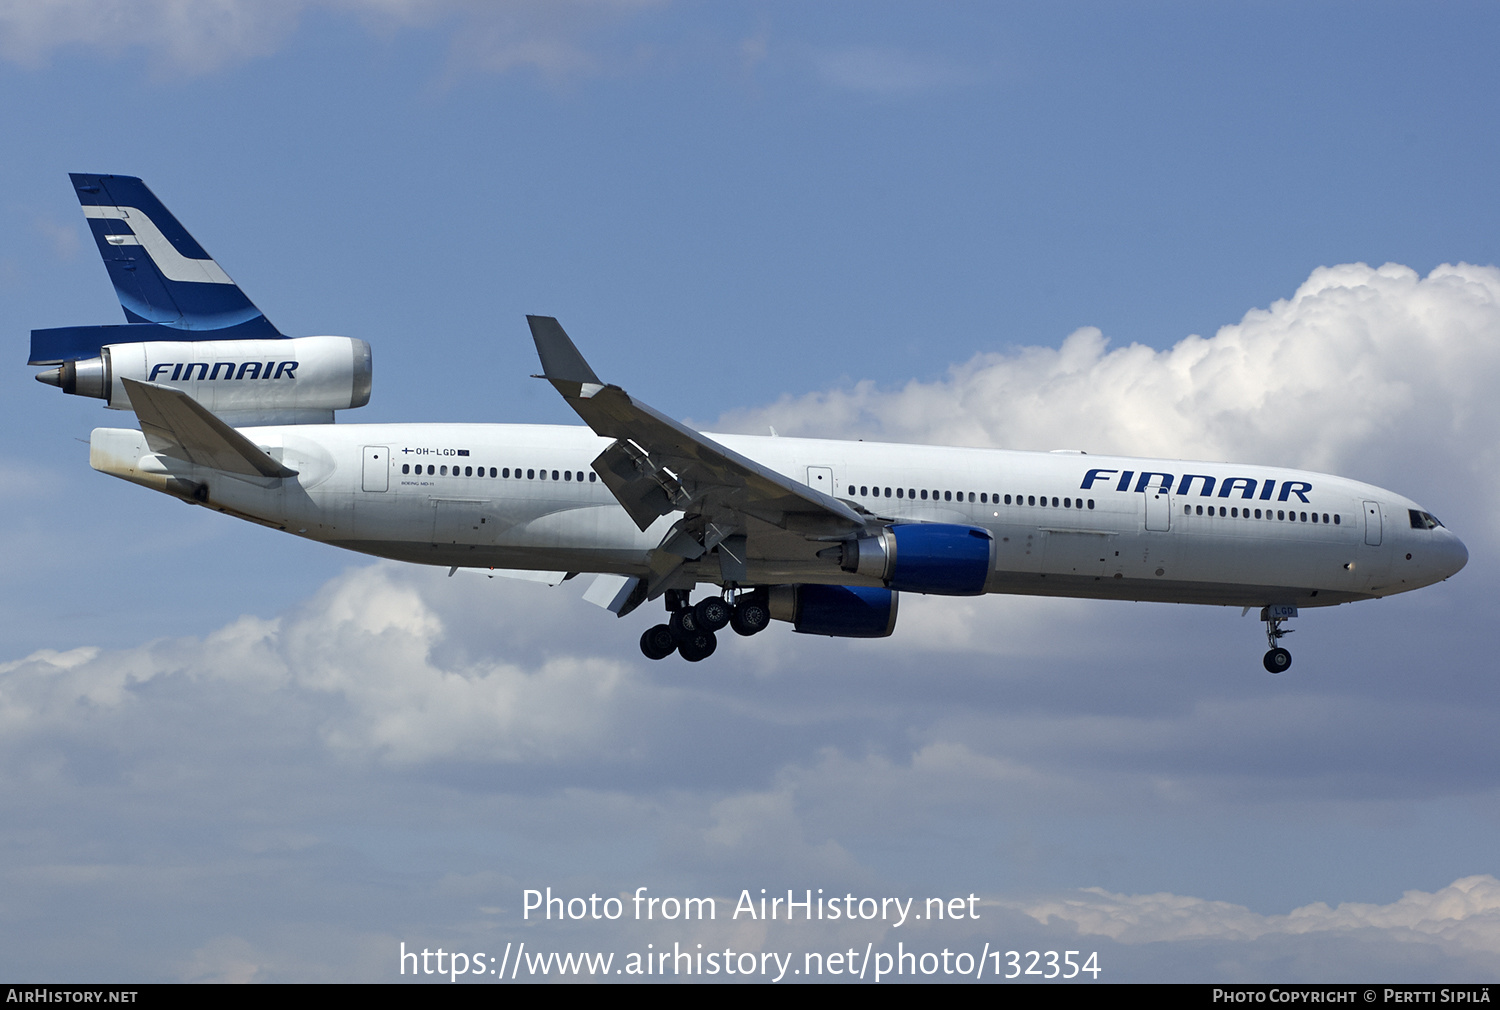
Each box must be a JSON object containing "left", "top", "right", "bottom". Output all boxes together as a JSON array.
[{"left": 89, "top": 421, "right": 1467, "bottom": 610}]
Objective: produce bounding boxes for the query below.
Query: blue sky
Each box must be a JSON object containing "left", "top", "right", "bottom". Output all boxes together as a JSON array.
[{"left": 2, "top": 0, "right": 1499, "bottom": 983}]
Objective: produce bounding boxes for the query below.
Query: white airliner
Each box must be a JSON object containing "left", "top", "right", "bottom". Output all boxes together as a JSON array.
[{"left": 32, "top": 175, "right": 1468, "bottom": 671}]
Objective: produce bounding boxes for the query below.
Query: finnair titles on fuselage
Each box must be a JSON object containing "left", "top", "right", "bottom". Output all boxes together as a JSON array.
[{"left": 32, "top": 174, "right": 1467, "bottom": 671}]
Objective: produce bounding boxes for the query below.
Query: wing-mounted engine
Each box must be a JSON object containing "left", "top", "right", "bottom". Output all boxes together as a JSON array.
[
  {"left": 37, "top": 335, "right": 372, "bottom": 426},
  {"left": 824, "top": 523, "right": 995, "bottom": 596},
  {"left": 768, "top": 584, "right": 898, "bottom": 638}
]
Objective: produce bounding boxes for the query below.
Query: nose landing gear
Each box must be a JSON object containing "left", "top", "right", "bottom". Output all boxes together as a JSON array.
[{"left": 1260, "top": 605, "right": 1296, "bottom": 673}]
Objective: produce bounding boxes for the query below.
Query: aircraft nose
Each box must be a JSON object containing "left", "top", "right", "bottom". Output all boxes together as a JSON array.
[{"left": 1432, "top": 529, "right": 1469, "bottom": 580}]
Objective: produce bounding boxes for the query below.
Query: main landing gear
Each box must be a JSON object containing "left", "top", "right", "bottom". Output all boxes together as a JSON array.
[
  {"left": 1260, "top": 605, "right": 1295, "bottom": 673},
  {"left": 639, "top": 588, "right": 770, "bottom": 662}
]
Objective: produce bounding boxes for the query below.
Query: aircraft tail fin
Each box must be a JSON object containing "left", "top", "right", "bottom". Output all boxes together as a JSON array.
[{"left": 31, "top": 174, "right": 284, "bottom": 364}]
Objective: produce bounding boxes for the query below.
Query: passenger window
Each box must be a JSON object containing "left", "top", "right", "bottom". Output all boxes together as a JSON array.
[
  {"left": 980, "top": 493, "right": 987, "bottom": 503},
  {"left": 1004, "top": 495, "right": 1012, "bottom": 504},
  {"left": 589, "top": 473, "right": 597, "bottom": 482},
  {"left": 1300, "top": 512, "right": 1307, "bottom": 522},
  {"left": 1334, "top": 514, "right": 1340, "bottom": 524},
  {"left": 528, "top": 469, "right": 535, "bottom": 479},
  {"left": 1087, "top": 499, "right": 1094, "bottom": 509},
  {"left": 969, "top": 492, "right": 976, "bottom": 503},
  {"left": 440, "top": 465, "right": 447, "bottom": 476},
  {"left": 490, "top": 468, "right": 497, "bottom": 477},
  {"left": 1028, "top": 495, "right": 1035, "bottom": 506},
  {"left": 885, "top": 487, "right": 892, "bottom": 498},
  {"left": 1278, "top": 510, "right": 1285, "bottom": 520},
  {"left": 552, "top": 470, "right": 559, "bottom": 480},
  {"left": 860, "top": 486, "right": 868, "bottom": 496},
  {"left": 1184, "top": 504, "right": 1191, "bottom": 515},
  {"left": 401, "top": 464, "right": 409, "bottom": 474},
  {"left": 1196, "top": 505, "right": 1203, "bottom": 515},
  {"left": 463, "top": 466, "right": 471, "bottom": 476},
  {"left": 1051, "top": 497, "right": 1059, "bottom": 507}
]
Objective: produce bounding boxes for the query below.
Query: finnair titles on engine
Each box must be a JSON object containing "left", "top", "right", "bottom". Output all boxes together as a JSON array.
[{"left": 32, "top": 174, "right": 1468, "bottom": 671}]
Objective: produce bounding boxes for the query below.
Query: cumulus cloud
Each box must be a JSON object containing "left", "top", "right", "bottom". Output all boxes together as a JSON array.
[
  {"left": 1019, "top": 874, "right": 1500, "bottom": 958},
  {"left": 718, "top": 262, "right": 1500, "bottom": 546},
  {"left": 0, "top": 564, "right": 640, "bottom": 765}
]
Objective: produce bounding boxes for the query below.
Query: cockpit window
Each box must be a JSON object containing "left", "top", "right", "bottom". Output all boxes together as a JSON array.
[{"left": 1409, "top": 509, "right": 1443, "bottom": 530}]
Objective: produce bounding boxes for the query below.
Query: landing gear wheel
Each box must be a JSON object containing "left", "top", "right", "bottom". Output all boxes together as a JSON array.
[
  {"left": 694, "top": 597, "right": 731, "bottom": 632},
  {"left": 677, "top": 629, "right": 718, "bottom": 663},
  {"left": 730, "top": 600, "right": 769, "bottom": 637},
  {"left": 640, "top": 624, "right": 676, "bottom": 661},
  {"left": 669, "top": 608, "right": 701, "bottom": 641},
  {"left": 1263, "top": 647, "right": 1292, "bottom": 674}
]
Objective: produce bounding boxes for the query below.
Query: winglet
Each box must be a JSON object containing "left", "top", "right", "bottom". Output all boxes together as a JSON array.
[
  {"left": 525, "top": 315, "right": 866, "bottom": 536},
  {"left": 121, "top": 378, "right": 297, "bottom": 478},
  {"left": 527, "top": 315, "right": 602, "bottom": 392}
]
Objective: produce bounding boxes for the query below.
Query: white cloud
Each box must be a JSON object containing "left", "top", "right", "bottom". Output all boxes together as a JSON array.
[
  {"left": 0, "top": 0, "right": 306, "bottom": 74},
  {"left": 718, "top": 262, "right": 1500, "bottom": 547},
  {"left": 0, "top": 564, "right": 641, "bottom": 765},
  {"left": 0, "top": 0, "right": 663, "bottom": 76},
  {"left": 1019, "top": 874, "right": 1500, "bottom": 957}
]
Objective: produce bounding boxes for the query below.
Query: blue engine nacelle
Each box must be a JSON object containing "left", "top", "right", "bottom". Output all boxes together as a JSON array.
[
  {"left": 768, "top": 585, "right": 898, "bottom": 638},
  {"left": 835, "top": 523, "right": 994, "bottom": 596}
]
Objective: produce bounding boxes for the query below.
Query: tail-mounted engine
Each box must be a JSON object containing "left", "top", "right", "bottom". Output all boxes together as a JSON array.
[{"left": 36, "top": 335, "right": 371, "bottom": 426}]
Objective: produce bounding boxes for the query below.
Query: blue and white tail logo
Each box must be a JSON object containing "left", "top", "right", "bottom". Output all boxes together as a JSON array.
[{"left": 29, "top": 173, "right": 284, "bottom": 364}]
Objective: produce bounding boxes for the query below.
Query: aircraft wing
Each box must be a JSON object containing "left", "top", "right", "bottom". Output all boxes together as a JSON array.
[
  {"left": 528, "top": 316, "right": 865, "bottom": 537},
  {"left": 121, "top": 377, "right": 297, "bottom": 479}
]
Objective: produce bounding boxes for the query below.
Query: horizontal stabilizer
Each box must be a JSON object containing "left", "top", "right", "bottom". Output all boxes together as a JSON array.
[
  {"left": 120, "top": 378, "right": 296, "bottom": 478},
  {"left": 29, "top": 322, "right": 282, "bottom": 366}
]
